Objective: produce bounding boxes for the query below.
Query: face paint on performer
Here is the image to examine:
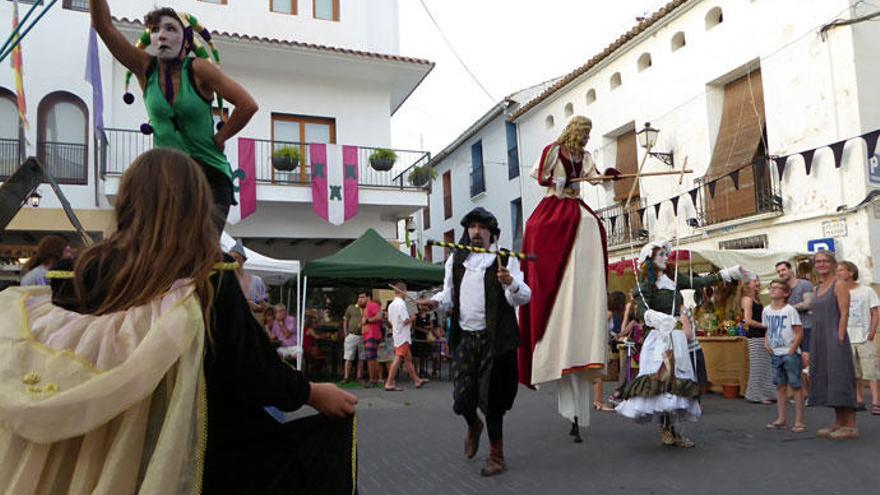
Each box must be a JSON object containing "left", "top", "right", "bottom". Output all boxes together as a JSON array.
[
  {"left": 151, "top": 15, "right": 185, "bottom": 61},
  {"left": 653, "top": 248, "right": 668, "bottom": 270},
  {"left": 468, "top": 222, "right": 493, "bottom": 249}
]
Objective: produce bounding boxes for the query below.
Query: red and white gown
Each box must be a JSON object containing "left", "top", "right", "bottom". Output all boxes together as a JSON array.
[{"left": 518, "top": 143, "right": 609, "bottom": 426}]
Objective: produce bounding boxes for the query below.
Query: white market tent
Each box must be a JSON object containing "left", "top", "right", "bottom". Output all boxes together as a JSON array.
[
  {"left": 608, "top": 247, "right": 812, "bottom": 294},
  {"left": 220, "top": 232, "right": 301, "bottom": 285},
  {"left": 221, "top": 232, "right": 304, "bottom": 369}
]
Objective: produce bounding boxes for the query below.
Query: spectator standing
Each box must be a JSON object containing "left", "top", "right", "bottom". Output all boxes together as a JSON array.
[
  {"left": 763, "top": 280, "right": 806, "bottom": 433},
  {"left": 740, "top": 277, "right": 776, "bottom": 404},
  {"left": 836, "top": 261, "right": 880, "bottom": 414},
  {"left": 775, "top": 260, "right": 814, "bottom": 398},
  {"left": 342, "top": 293, "right": 367, "bottom": 384},
  {"left": 21, "top": 236, "right": 72, "bottom": 286},
  {"left": 811, "top": 251, "right": 857, "bottom": 440},
  {"left": 361, "top": 293, "right": 384, "bottom": 387},
  {"left": 384, "top": 283, "right": 427, "bottom": 391}
]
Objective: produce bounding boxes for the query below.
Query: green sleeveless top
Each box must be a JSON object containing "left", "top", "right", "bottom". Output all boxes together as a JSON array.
[{"left": 143, "top": 58, "right": 231, "bottom": 179}]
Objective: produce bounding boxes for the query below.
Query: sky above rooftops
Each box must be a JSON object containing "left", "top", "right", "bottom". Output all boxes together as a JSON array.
[{"left": 392, "top": 0, "right": 672, "bottom": 154}]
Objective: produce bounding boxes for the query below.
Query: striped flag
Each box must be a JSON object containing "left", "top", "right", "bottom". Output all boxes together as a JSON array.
[
  {"left": 309, "top": 143, "right": 359, "bottom": 225},
  {"left": 11, "top": 0, "right": 27, "bottom": 128},
  {"left": 85, "top": 27, "right": 105, "bottom": 144}
]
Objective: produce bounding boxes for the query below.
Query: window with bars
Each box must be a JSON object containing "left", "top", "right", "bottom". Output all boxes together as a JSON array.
[
  {"left": 718, "top": 234, "right": 767, "bottom": 250},
  {"left": 62, "top": 0, "right": 89, "bottom": 11}
]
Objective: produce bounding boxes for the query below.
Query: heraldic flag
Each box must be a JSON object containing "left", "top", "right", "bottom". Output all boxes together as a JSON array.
[{"left": 310, "top": 143, "right": 359, "bottom": 225}]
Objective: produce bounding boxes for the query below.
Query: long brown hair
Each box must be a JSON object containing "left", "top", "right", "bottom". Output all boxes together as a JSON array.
[
  {"left": 24, "top": 235, "right": 68, "bottom": 272},
  {"left": 73, "top": 149, "right": 220, "bottom": 319}
]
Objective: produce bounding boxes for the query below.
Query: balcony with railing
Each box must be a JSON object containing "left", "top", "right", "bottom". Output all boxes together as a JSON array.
[
  {"left": 694, "top": 160, "right": 782, "bottom": 226},
  {"left": 101, "top": 128, "right": 430, "bottom": 191},
  {"left": 37, "top": 141, "right": 88, "bottom": 184},
  {"left": 0, "top": 138, "right": 20, "bottom": 179},
  {"left": 596, "top": 197, "right": 649, "bottom": 248}
]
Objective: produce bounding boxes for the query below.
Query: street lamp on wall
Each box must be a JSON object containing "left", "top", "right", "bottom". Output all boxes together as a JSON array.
[
  {"left": 28, "top": 190, "right": 42, "bottom": 208},
  {"left": 636, "top": 122, "right": 675, "bottom": 167}
]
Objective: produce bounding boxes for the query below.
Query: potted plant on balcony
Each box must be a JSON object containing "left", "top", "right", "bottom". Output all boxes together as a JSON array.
[
  {"left": 407, "top": 164, "right": 436, "bottom": 187},
  {"left": 272, "top": 146, "right": 301, "bottom": 172},
  {"left": 369, "top": 148, "right": 397, "bottom": 172}
]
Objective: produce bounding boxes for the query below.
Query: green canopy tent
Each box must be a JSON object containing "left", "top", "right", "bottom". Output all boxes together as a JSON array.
[
  {"left": 296, "top": 229, "right": 444, "bottom": 369},
  {"left": 302, "top": 228, "right": 444, "bottom": 285}
]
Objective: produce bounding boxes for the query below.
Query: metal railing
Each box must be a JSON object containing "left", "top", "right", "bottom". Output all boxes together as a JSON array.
[
  {"left": 102, "top": 128, "right": 152, "bottom": 176},
  {"left": 470, "top": 168, "right": 486, "bottom": 197},
  {"left": 37, "top": 141, "right": 88, "bottom": 184},
  {"left": 101, "top": 128, "right": 430, "bottom": 190},
  {"left": 249, "top": 139, "right": 430, "bottom": 189},
  {"left": 596, "top": 197, "right": 649, "bottom": 248},
  {"left": 695, "top": 159, "right": 782, "bottom": 226},
  {"left": 63, "top": 0, "right": 89, "bottom": 11},
  {"left": 0, "top": 138, "right": 20, "bottom": 179}
]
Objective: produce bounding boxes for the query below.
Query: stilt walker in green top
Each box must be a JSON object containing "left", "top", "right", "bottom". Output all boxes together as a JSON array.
[{"left": 90, "top": 0, "right": 258, "bottom": 236}]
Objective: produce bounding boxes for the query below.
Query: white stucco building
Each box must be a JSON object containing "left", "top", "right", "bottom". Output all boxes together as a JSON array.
[
  {"left": 415, "top": 80, "right": 557, "bottom": 263},
  {"left": 508, "top": 0, "right": 880, "bottom": 283},
  {"left": 0, "top": 0, "right": 433, "bottom": 270}
]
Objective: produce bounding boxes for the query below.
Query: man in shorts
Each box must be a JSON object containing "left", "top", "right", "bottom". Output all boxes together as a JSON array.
[
  {"left": 342, "top": 293, "right": 367, "bottom": 384},
  {"left": 384, "top": 282, "right": 427, "bottom": 391}
]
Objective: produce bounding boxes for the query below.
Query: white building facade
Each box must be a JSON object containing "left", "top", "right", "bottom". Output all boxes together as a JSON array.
[
  {"left": 416, "top": 82, "right": 556, "bottom": 263},
  {"left": 509, "top": 0, "right": 880, "bottom": 283},
  {"left": 0, "top": 0, "right": 432, "bottom": 268}
]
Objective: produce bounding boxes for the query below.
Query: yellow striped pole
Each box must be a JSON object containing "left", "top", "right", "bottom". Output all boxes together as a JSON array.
[{"left": 426, "top": 240, "right": 536, "bottom": 262}]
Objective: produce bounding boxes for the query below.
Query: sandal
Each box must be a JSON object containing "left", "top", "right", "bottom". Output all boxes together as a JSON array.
[
  {"left": 594, "top": 401, "right": 614, "bottom": 412},
  {"left": 416, "top": 379, "right": 430, "bottom": 389},
  {"left": 829, "top": 427, "right": 860, "bottom": 440},
  {"left": 791, "top": 424, "right": 807, "bottom": 433},
  {"left": 766, "top": 421, "right": 786, "bottom": 430},
  {"left": 872, "top": 404, "right": 880, "bottom": 415},
  {"left": 817, "top": 426, "right": 839, "bottom": 438},
  {"left": 674, "top": 436, "right": 696, "bottom": 448},
  {"left": 384, "top": 386, "right": 403, "bottom": 392}
]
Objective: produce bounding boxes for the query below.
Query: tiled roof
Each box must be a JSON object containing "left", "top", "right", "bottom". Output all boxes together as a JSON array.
[
  {"left": 113, "top": 17, "right": 434, "bottom": 67},
  {"left": 509, "top": 0, "right": 691, "bottom": 120}
]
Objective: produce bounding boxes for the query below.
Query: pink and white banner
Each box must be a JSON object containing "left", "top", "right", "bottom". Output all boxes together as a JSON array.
[
  {"left": 310, "top": 143, "right": 359, "bottom": 225},
  {"left": 237, "top": 138, "right": 257, "bottom": 221}
]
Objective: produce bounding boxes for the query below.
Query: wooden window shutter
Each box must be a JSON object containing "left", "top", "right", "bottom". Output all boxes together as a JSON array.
[
  {"left": 613, "top": 130, "right": 639, "bottom": 201},
  {"left": 443, "top": 171, "right": 452, "bottom": 219},
  {"left": 443, "top": 229, "right": 455, "bottom": 259},
  {"left": 704, "top": 70, "right": 768, "bottom": 223}
]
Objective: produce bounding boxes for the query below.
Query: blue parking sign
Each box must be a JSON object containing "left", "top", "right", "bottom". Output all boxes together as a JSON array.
[
  {"left": 869, "top": 153, "right": 880, "bottom": 184},
  {"left": 807, "top": 238, "right": 835, "bottom": 253}
]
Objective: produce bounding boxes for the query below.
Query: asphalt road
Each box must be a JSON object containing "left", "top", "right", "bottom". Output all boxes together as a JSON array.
[{"left": 350, "top": 379, "right": 878, "bottom": 495}]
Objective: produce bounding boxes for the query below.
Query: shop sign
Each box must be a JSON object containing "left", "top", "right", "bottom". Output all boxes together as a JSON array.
[{"left": 822, "top": 219, "right": 847, "bottom": 238}]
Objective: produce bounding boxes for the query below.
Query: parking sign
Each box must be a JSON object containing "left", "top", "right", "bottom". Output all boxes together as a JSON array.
[
  {"left": 807, "top": 238, "right": 836, "bottom": 253},
  {"left": 869, "top": 153, "right": 880, "bottom": 184}
]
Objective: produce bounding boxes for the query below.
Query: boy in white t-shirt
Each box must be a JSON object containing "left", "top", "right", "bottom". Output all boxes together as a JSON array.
[
  {"left": 763, "top": 279, "right": 805, "bottom": 433},
  {"left": 837, "top": 261, "right": 880, "bottom": 413}
]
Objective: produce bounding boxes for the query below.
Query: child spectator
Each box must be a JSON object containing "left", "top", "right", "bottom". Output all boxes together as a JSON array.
[{"left": 763, "top": 279, "right": 806, "bottom": 433}]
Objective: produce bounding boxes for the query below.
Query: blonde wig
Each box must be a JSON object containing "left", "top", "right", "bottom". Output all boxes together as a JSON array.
[{"left": 557, "top": 116, "right": 593, "bottom": 154}]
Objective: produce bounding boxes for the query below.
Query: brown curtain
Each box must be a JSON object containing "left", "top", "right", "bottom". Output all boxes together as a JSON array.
[
  {"left": 704, "top": 70, "right": 768, "bottom": 224},
  {"left": 613, "top": 130, "right": 639, "bottom": 201}
]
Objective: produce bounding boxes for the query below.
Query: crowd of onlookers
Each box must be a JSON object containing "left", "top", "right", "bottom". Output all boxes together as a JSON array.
[{"left": 601, "top": 252, "right": 877, "bottom": 440}]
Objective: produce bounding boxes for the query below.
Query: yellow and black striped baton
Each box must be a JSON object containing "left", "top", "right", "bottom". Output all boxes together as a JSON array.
[{"left": 426, "top": 240, "right": 537, "bottom": 262}]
